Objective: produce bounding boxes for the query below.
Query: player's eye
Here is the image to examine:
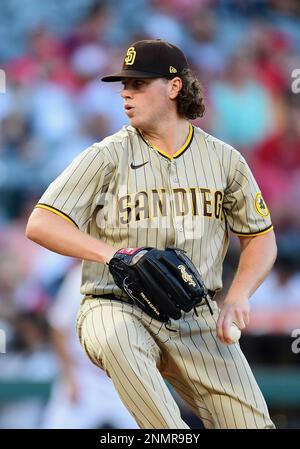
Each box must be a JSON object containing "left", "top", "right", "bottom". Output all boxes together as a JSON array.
[
  {"left": 121, "top": 80, "right": 146, "bottom": 92},
  {"left": 132, "top": 80, "right": 144, "bottom": 89}
]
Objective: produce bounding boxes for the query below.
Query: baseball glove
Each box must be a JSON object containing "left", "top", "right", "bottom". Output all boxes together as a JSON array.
[{"left": 108, "top": 247, "right": 211, "bottom": 323}]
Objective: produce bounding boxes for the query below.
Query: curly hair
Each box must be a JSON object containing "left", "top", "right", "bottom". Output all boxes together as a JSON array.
[{"left": 175, "top": 69, "right": 205, "bottom": 120}]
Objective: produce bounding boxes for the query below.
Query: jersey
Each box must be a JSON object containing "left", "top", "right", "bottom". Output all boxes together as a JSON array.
[{"left": 36, "top": 124, "right": 272, "bottom": 297}]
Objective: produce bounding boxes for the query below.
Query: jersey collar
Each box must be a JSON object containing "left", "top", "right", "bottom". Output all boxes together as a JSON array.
[{"left": 137, "top": 124, "right": 194, "bottom": 160}]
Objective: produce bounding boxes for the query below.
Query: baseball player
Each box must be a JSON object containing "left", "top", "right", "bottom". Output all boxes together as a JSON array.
[{"left": 26, "top": 39, "right": 277, "bottom": 429}]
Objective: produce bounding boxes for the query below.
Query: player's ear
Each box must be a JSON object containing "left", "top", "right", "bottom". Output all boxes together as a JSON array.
[{"left": 168, "top": 77, "right": 182, "bottom": 100}]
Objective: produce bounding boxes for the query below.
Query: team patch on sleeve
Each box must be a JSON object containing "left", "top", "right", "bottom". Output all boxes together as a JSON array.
[{"left": 254, "top": 192, "right": 270, "bottom": 217}]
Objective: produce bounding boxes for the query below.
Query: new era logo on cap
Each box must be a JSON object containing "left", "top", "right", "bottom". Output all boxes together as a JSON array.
[{"left": 101, "top": 39, "right": 188, "bottom": 82}]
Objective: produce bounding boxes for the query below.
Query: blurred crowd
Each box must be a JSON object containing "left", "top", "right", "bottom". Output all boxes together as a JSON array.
[{"left": 0, "top": 0, "right": 300, "bottom": 428}]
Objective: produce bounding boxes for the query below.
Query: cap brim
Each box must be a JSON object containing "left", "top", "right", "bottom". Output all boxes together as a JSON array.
[{"left": 101, "top": 69, "right": 164, "bottom": 82}]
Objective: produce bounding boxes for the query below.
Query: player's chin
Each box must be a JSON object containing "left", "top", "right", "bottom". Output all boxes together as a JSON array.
[{"left": 128, "top": 116, "right": 142, "bottom": 128}]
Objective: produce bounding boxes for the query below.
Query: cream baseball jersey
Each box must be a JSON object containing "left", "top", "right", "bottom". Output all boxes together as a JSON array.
[{"left": 36, "top": 125, "right": 272, "bottom": 297}]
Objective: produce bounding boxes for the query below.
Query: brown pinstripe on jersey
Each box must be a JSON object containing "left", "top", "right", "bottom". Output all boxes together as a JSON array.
[{"left": 36, "top": 124, "right": 272, "bottom": 297}]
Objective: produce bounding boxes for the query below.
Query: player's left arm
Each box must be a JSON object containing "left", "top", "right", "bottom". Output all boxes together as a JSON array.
[{"left": 216, "top": 229, "right": 277, "bottom": 344}]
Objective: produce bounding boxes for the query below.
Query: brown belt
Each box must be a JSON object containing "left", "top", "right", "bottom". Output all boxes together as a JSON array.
[{"left": 89, "top": 291, "right": 216, "bottom": 304}]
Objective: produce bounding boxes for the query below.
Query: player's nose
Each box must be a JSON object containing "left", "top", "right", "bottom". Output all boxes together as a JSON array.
[{"left": 121, "top": 86, "right": 133, "bottom": 100}]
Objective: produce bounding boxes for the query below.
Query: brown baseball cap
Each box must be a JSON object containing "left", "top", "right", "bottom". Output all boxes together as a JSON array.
[{"left": 101, "top": 39, "right": 189, "bottom": 82}]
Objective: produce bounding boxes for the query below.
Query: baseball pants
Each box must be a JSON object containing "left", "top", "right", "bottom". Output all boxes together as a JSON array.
[{"left": 76, "top": 297, "right": 275, "bottom": 429}]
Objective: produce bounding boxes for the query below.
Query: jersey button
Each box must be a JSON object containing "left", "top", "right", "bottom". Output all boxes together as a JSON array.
[
  {"left": 177, "top": 226, "right": 183, "bottom": 232},
  {"left": 173, "top": 177, "right": 178, "bottom": 183}
]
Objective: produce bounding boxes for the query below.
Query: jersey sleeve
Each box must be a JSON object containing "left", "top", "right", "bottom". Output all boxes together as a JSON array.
[
  {"left": 223, "top": 150, "right": 273, "bottom": 236},
  {"left": 36, "top": 144, "right": 114, "bottom": 230}
]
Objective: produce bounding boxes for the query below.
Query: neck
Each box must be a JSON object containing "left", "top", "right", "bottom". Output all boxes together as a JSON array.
[{"left": 139, "top": 118, "right": 190, "bottom": 157}]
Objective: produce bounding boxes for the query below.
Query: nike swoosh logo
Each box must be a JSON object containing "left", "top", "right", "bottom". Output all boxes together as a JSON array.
[{"left": 130, "top": 161, "right": 149, "bottom": 169}]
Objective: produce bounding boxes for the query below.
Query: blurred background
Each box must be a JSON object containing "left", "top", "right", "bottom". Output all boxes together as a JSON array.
[{"left": 0, "top": 0, "right": 300, "bottom": 429}]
